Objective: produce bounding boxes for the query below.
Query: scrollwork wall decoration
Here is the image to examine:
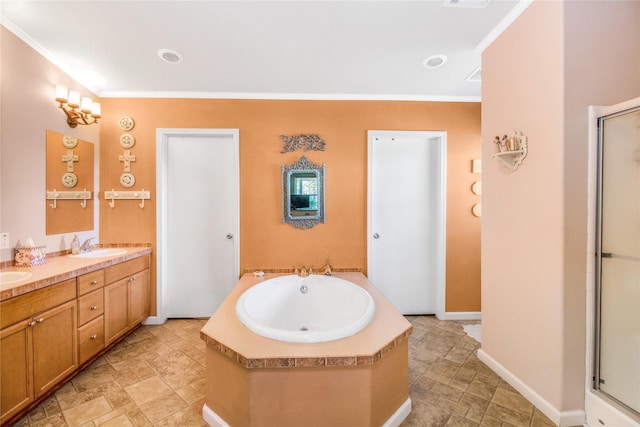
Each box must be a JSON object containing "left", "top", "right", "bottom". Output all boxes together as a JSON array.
[{"left": 280, "top": 134, "right": 325, "bottom": 153}]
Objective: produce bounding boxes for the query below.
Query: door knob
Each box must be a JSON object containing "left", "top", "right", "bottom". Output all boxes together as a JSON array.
[
  {"left": 373, "top": 233, "right": 380, "bottom": 239},
  {"left": 226, "top": 233, "right": 233, "bottom": 240}
]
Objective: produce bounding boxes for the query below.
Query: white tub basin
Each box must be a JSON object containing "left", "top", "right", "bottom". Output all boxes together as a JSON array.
[
  {"left": 69, "top": 248, "right": 127, "bottom": 258},
  {"left": 0, "top": 271, "right": 33, "bottom": 286},
  {"left": 236, "top": 274, "right": 375, "bottom": 343}
]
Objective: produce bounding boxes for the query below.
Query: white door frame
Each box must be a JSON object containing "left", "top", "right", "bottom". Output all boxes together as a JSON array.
[
  {"left": 146, "top": 128, "right": 240, "bottom": 325},
  {"left": 367, "top": 130, "right": 447, "bottom": 319}
]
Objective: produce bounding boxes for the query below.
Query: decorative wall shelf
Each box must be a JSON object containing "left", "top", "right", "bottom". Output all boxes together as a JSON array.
[
  {"left": 493, "top": 131, "right": 528, "bottom": 171},
  {"left": 47, "top": 189, "right": 92, "bottom": 208},
  {"left": 104, "top": 189, "right": 150, "bottom": 208}
]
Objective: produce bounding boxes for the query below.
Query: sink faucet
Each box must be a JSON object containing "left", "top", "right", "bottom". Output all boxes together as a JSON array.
[{"left": 80, "top": 237, "right": 95, "bottom": 253}]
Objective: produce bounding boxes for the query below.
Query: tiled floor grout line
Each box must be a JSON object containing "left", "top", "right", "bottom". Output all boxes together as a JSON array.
[{"left": 13, "top": 317, "right": 557, "bottom": 427}]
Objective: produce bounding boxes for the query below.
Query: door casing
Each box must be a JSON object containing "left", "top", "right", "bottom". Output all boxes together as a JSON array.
[{"left": 367, "top": 130, "right": 446, "bottom": 319}]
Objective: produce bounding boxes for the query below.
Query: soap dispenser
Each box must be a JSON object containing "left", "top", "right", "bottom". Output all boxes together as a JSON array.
[{"left": 71, "top": 235, "right": 80, "bottom": 255}]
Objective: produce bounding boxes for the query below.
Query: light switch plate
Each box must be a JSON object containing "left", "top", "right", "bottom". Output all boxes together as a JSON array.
[
  {"left": 472, "top": 159, "right": 482, "bottom": 174},
  {"left": 0, "top": 233, "right": 9, "bottom": 249}
]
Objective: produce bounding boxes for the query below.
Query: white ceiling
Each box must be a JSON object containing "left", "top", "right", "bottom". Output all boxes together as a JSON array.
[{"left": 1, "top": 0, "right": 528, "bottom": 101}]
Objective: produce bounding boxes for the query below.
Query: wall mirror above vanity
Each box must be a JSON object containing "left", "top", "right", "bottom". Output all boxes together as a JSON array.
[
  {"left": 282, "top": 156, "right": 325, "bottom": 229},
  {"left": 46, "top": 129, "right": 94, "bottom": 235}
]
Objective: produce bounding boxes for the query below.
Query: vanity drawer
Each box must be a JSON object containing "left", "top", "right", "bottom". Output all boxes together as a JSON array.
[
  {"left": 77, "top": 289, "right": 104, "bottom": 326},
  {"left": 0, "top": 279, "right": 76, "bottom": 329},
  {"left": 77, "top": 270, "right": 105, "bottom": 296},
  {"left": 105, "top": 256, "right": 149, "bottom": 284},
  {"left": 78, "top": 315, "right": 104, "bottom": 365}
]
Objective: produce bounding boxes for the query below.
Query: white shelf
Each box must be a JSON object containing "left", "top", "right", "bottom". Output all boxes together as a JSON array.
[{"left": 493, "top": 132, "right": 528, "bottom": 171}]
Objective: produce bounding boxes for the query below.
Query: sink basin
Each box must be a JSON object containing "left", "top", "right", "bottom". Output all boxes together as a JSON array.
[
  {"left": 0, "top": 271, "right": 33, "bottom": 285},
  {"left": 69, "top": 248, "right": 127, "bottom": 258}
]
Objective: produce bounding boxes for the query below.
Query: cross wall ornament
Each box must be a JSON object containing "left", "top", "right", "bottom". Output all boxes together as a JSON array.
[
  {"left": 118, "top": 150, "right": 136, "bottom": 172},
  {"left": 62, "top": 149, "right": 79, "bottom": 172}
]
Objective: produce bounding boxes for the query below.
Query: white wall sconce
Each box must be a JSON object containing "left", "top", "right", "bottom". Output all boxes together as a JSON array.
[{"left": 55, "top": 85, "right": 101, "bottom": 127}]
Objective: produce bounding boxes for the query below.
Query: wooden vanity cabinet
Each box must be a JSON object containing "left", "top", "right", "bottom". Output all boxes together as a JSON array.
[
  {"left": 0, "top": 279, "right": 77, "bottom": 424},
  {"left": 104, "top": 255, "right": 150, "bottom": 345},
  {"left": 76, "top": 270, "right": 105, "bottom": 365}
]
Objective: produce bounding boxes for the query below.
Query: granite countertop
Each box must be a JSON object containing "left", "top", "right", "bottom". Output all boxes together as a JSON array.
[{"left": 0, "top": 246, "right": 152, "bottom": 301}]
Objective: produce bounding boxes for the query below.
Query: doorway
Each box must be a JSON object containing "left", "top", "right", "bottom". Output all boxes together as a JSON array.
[
  {"left": 367, "top": 130, "right": 446, "bottom": 317},
  {"left": 154, "top": 129, "right": 239, "bottom": 322}
]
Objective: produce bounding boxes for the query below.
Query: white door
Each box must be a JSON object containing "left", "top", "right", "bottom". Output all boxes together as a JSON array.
[
  {"left": 157, "top": 129, "right": 239, "bottom": 319},
  {"left": 367, "top": 131, "right": 446, "bottom": 316}
]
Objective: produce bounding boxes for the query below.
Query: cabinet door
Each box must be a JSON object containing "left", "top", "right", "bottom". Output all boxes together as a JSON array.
[
  {"left": 129, "top": 270, "right": 150, "bottom": 327},
  {"left": 105, "top": 278, "right": 129, "bottom": 344},
  {"left": 0, "top": 319, "right": 33, "bottom": 424},
  {"left": 31, "top": 300, "right": 77, "bottom": 398}
]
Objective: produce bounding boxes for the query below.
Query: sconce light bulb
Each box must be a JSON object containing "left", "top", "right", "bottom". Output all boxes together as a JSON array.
[
  {"left": 55, "top": 85, "right": 68, "bottom": 103},
  {"left": 67, "top": 91, "right": 80, "bottom": 108},
  {"left": 80, "top": 97, "right": 93, "bottom": 113},
  {"left": 91, "top": 102, "right": 101, "bottom": 118}
]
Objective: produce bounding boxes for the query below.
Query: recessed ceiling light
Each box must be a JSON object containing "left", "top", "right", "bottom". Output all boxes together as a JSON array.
[
  {"left": 423, "top": 55, "right": 448, "bottom": 69},
  {"left": 157, "top": 49, "right": 183, "bottom": 64}
]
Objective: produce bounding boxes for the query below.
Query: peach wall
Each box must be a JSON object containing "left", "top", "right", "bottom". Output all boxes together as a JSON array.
[
  {"left": 99, "top": 98, "right": 481, "bottom": 314},
  {"left": 481, "top": 0, "right": 640, "bottom": 420},
  {"left": 0, "top": 26, "right": 99, "bottom": 262}
]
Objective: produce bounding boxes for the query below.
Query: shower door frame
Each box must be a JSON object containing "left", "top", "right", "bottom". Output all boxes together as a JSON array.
[{"left": 586, "top": 97, "right": 640, "bottom": 427}]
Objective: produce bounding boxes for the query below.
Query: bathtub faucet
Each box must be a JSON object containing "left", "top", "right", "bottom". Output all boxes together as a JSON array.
[
  {"left": 296, "top": 266, "right": 312, "bottom": 277},
  {"left": 322, "top": 260, "right": 332, "bottom": 276}
]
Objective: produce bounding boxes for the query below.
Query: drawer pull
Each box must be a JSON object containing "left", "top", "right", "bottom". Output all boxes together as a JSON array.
[
  {"left": 91, "top": 280, "right": 97, "bottom": 285},
  {"left": 90, "top": 334, "right": 98, "bottom": 340},
  {"left": 28, "top": 320, "right": 37, "bottom": 327},
  {"left": 37, "top": 317, "right": 45, "bottom": 323},
  {"left": 90, "top": 305, "right": 98, "bottom": 311}
]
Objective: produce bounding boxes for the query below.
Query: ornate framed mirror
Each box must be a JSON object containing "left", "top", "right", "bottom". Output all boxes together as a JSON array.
[{"left": 282, "top": 156, "right": 325, "bottom": 229}]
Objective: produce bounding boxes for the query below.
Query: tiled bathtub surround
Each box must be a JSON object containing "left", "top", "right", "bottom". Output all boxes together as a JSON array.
[
  {"left": 199, "top": 329, "right": 412, "bottom": 369},
  {"left": 13, "top": 317, "right": 556, "bottom": 426}
]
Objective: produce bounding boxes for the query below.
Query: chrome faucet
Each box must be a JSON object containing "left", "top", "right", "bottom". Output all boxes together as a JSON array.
[{"left": 79, "top": 237, "right": 95, "bottom": 253}]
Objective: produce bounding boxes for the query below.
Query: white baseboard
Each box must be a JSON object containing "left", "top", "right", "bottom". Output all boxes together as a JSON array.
[
  {"left": 478, "top": 349, "right": 586, "bottom": 427},
  {"left": 438, "top": 311, "right": 481, "bottom": 321},
  {"left": 383, "top": 398, "right": 412, "bottom": 427},
  {"left": 203, "top": 404, "right": 230, "bottom": 427},
  {"left": 203, "top": 399, "right": 412, "bottom": 427},
  {"left": 142, "top": 316, "right": 166, "bottom": 326}
]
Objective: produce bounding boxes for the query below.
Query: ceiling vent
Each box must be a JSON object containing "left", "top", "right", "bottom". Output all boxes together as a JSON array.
[
  {"left": 443, "top": 0, "right": 491, "bottom": 8},
  {"left": 465, "top": 67, "right": 482, "bottom": 82}
]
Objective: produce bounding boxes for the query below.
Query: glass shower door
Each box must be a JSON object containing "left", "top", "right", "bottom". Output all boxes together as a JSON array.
[{"left": 595, "top": 105, "right": 640, "bottom": 417}]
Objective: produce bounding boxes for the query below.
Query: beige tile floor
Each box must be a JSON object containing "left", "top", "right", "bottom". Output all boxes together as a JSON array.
[{"left": 12, "top": 317, "right": 556, "bottom": 427}]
